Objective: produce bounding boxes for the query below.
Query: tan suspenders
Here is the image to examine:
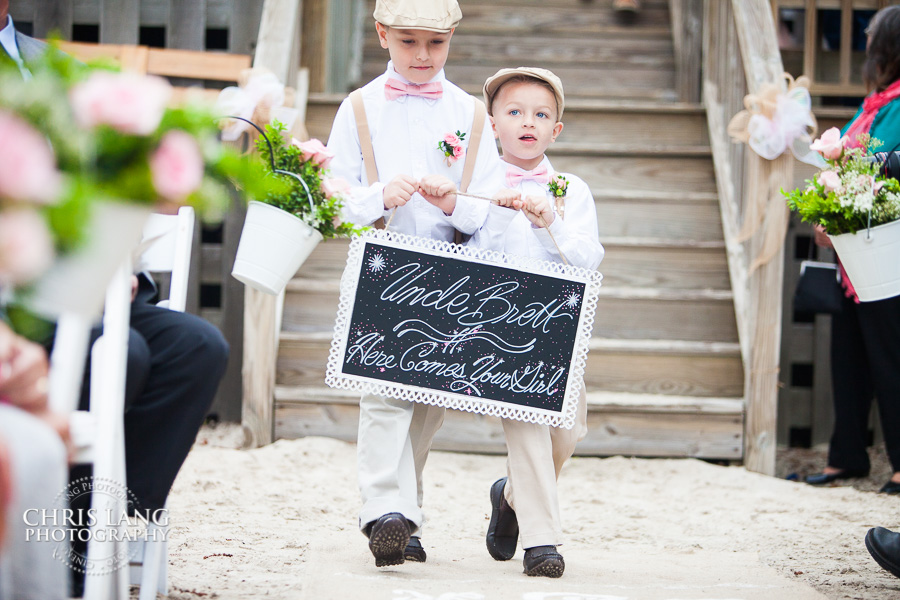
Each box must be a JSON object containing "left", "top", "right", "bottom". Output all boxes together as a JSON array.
[{"left": 348, "top": 89, "right": 488, "bottom": 236}]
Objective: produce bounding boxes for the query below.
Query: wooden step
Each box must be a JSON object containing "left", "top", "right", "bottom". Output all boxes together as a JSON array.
[
  {"left": 364, "top": 33, "right": 675, "bottom": 71},
  {"left": 596, "top": 193, "right": 722, "bottom": 242},
  {"left": 273, "top": 386, "right": 742, "bottom": 458},
  {"left": 297, "top": 237, "right": 730, "bottom": 291},
  {"left": 306, "top": 95, "right": 709, "bottom": 148},
  {"left": 276, "top": 332, "right": 743, "bottom": 398},
  {"left": 599, "top": 240, "right": 729, "bottom": 290},
  {"left": 360, "top": 63, "right": 677, "bottom": 100},
  {"left": 546, "top": 153, "right": 717, "bottom": 194},
  {"left": 281, "top": 279, "right": 738, "bottom": 342}
]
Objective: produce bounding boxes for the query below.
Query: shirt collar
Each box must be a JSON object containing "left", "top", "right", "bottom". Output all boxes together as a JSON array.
[{"left": 0, "top": 17, "right": 22, "bottom": 64}]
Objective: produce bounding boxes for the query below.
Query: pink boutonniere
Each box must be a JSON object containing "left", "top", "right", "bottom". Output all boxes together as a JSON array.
[
  {"left": 548, "top": 173, "right": 568, "bottom": 218},
  {"left": 438, "top": 130, "right": 466, "bottom": 166}
]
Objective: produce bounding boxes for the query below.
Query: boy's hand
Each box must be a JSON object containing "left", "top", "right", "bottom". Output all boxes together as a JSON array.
[
  {"left": 522, "top": 195, "right": 555, "bottom": 228},
  {"left": 383, "top": 175, "right": 418, "bottom": 209},
  {"left": 493, "top": 188, "right": 525, "bottom": 210},
  {"left": 418, "top": 175, "right": 457, "bottom": 215}
]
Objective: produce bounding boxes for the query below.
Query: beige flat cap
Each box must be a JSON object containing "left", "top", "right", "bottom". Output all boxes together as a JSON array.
[
  {"left": 483, "top": 67, "right": 565, "bottom": 119},
  {"left": 373, "top": 0, "right": 462, "bottom": 33}
]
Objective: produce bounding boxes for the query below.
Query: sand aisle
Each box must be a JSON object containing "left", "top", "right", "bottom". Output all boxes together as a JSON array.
[{"left": 164, "top": 430, "right": 900, "bottom": 599}]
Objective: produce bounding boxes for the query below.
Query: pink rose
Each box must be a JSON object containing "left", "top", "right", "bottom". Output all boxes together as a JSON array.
[
  {"left": 0, "top": 111, "right": 62, "bottom": 204},
  {"left": 452, "top": 144, "right": 465, "bottom": 158},
  {"left": 292, "top": 138, "right": 334, "bottom": 168},
  {"left": 70, "top": 72, "right": 172, "bottom": 135},
  {"left": 817, "top": 170, "right": 841, "bottom": 193},
  {"left": 0, "top": 208, "right": 54, "bottom": 287},
  {"left": 443, "top": 132, "right": 461, "bottom": 147},
  {"left": 150, "top": 131, "right": 204, "bottom": 203},
  {"left": 810, "top": 127, "right": 847, "bottom": 161},
  {"left": 322, "top": 177, "right": 351, "bottom": 199}
]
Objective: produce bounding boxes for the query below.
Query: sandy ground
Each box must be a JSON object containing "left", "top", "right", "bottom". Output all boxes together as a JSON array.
[{"left": 156, "top": 424, "right": 900, "bottom": 600}]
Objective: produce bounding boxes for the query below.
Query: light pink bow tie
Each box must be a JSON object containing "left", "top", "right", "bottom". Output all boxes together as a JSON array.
[
  {"left": 384, "top": 79, "right": 443, "bottom": 101},
  {"left": 506, "top": 164, "right": 551, "bottom": 187}
]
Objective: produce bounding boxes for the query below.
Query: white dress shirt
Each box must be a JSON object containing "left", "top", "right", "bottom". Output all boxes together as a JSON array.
[
  {"left": 470, "top": 156, "right": 605, "bottom": 270},
  {"left": 0, "top": 17, "right": 29, "bottom": 78},
  {"left": 326, "top": 62, "right": 503, "bottom": 241}
]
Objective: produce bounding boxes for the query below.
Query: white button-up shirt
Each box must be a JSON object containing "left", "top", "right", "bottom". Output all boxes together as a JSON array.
[
  {"left": 470, "top": 156, "right": 605, "bottom": 270},
  {"left": 0, "top": 17, "right": 29, "bottom": 79},
  {"left": 327, "top": 62, "right": 503, "bottom": 241}
]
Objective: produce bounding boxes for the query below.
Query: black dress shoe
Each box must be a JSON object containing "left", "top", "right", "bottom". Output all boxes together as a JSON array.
[
  {"left": 486, "top": 477, "right": 519, "bottom": 561},
  {"left": 366, "top": 513, "right": 411, "bottom": 567},
  {"left": 523, "top": 545, "right": 565, "bottom": 578},
  {"left": 404, "top": 536, "right": 427, "bottom": 562},
  {"left": 805, "top": 468, "right": 869, "bottom": 485},
  {"left": 866, "top": 527, "right": 900, "bottom": 578},
  {"left": 880, "top": 480, "right": 900, "bottom": 495}
]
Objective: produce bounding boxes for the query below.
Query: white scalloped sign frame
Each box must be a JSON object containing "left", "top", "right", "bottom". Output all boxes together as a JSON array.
[{"left": 326, "top": 229, "right": 602, "bottom": 429}]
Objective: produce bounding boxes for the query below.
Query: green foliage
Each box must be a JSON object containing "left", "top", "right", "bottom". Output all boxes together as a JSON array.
[
  {"left": 254, "top": 122, "right": 368, "bottom": 239},
  {"left": 784, "top": 137, "right": 900, "bottom": 235}
]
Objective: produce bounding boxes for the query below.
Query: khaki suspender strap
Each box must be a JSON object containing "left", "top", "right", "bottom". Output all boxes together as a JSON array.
[
  {"left": 454, "top": 97, "right": 487, "bottom": 245},
  {"left": 350, "top": 90, "right": 379, "bottom": 186},
  {"left": 350, "top": 89, "right": 385, "bottom": 229},
  {"left": 459, "top": 97, "right": 486, "bottom": 194}
]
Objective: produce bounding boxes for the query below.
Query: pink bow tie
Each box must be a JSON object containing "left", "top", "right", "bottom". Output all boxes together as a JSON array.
[
  {"left": 384, "top": 79, "right": 443, "bottom": 101},
  {"left": 506, "top": 164, "right": 551, "bottom": 187}
]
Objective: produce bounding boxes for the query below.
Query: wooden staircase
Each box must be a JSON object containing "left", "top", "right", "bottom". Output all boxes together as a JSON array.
[{"left": 274, "top": 0, "right": 744, "bottom": 459}]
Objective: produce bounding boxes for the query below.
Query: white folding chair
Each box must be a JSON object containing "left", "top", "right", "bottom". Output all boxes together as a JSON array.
[
  {"left": 127, "top": 206, "right": 196, "bottom": 600},
  {"left": 64, "top": 206, "right": 194, "bottom": 600}
]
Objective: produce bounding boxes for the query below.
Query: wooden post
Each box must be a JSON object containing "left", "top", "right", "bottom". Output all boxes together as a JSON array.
[
  {"left": 254, "top": 0, "right": 303, "bottom": 86},
  {"left": 240, "top": 0, "right": 304, "bottom": 446},
  {"left": 32, "top": 0, "right": 72, "bottom": 39},
  {"left": 742, "top": 154, "right": 792, "bottom": 475},
  {"left": 231, "top": 0, "right": 266, "bottom": 54},
  {"left": 241, "top": 288, "right": 282, "bottom": 447},
  {"left": 731, "top": 0, "right": 795, "bottom": 475},
  {"left": 169, "top": 0, "right": 206, "bottom": 51},
  {"left": 670, "top": 0, "right": 704, "bottom": 104},
  {"left": 99, "top": 0, "right": 139, "bottom": 44}
]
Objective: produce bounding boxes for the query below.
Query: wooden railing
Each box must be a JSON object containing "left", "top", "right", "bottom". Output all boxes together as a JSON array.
[
  {"left": 771, "top": 0, "right": 895, "bottom": 97},
  {"left": 702, "top": 1, "right": 797, "bottom": 475}
]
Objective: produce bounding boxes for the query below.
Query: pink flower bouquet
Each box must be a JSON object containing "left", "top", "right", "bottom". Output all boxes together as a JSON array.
[
  {"left": 784, "top": 127, "right": 900, "bottom": 235},
  {"left": 0, "top": 44, "right": 276, "bottom": 294}
]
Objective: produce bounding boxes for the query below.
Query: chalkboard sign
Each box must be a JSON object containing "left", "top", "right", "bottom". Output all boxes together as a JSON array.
[{"left": 326, "top": 230, "right": 602, "bottom": 429}]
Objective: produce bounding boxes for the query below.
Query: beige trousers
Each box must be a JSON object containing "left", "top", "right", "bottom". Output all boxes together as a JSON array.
[
  {"left": 502, "top": 387, "right": 588, "bottom": 549},
  {"left": 357, "top": 393, "right": 445, "bottom": 534}
]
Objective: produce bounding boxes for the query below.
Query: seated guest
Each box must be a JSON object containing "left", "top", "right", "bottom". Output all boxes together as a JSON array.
[{"left": 0, "top": 320, "right": 69, "bottom": 600}]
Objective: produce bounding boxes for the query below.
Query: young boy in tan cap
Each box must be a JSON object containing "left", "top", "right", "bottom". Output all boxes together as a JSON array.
[
  {"left": 326, "top": 0, "right": 503, "bottom": 568},
  {"left": 473, "top": 67, "right": 604, "bottom": 578}
]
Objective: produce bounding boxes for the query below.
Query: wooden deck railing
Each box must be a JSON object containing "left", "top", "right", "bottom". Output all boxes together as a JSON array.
[
  {"left": 771, "top": 0, "right": 894, "bottom": 97},
  {"left": 702, "top": 1, "right": 797, "bottom": 475}
]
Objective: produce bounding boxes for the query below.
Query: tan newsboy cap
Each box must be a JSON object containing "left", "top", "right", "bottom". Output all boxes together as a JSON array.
[
  {"left": 483, "top": 67, "right": 566, "bottom": 119},
  {"left": 373, "top": 0, "right": 462, "bottom": 33}
]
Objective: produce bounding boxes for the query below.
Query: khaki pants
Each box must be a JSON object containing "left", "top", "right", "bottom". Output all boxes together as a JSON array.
[
  {"left": 356, "top": 393, "right": 445, "bottom": 534},
  {"left": 501, "top": 387, "right": 588, "bottom": 549}
]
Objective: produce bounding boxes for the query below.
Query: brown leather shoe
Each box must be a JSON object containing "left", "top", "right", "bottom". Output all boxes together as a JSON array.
[
  {"left": 486, "top": 477, "right": 519, "bottom": 561},
  {"left": 366, "top": 513, "right": 411, "bottom": 567},
  {"left": 523, "top": 545, "right": 565, "bottom": 578}
]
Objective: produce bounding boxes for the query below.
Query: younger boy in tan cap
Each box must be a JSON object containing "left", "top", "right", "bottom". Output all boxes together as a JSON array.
[
  {"left": 473, "top": 67, "right": 604, "bottom": 578},
  {"left": 326, "top": 0, "right": 503, "bottom": 568}
]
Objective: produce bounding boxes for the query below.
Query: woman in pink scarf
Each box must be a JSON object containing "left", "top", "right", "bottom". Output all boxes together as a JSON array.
[{"left": 806, "top": 6, "right": 900, "bottom": 496}]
